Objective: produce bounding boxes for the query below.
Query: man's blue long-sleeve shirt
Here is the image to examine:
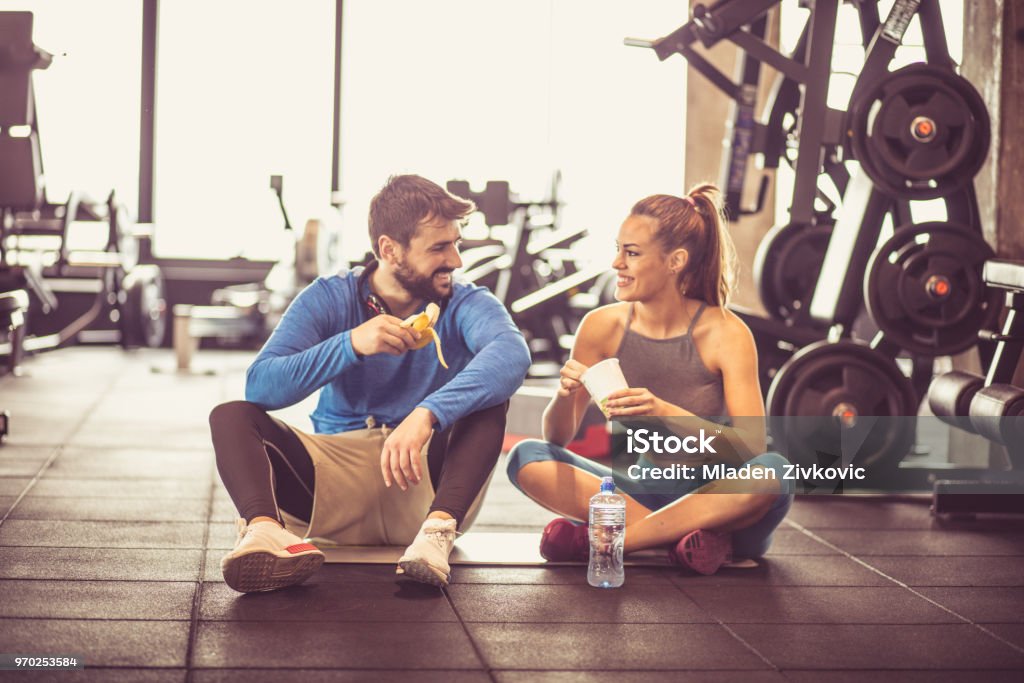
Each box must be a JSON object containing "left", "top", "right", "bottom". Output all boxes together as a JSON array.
[{"left": 244, "top": 266, "right": 531, "bottom": 433}]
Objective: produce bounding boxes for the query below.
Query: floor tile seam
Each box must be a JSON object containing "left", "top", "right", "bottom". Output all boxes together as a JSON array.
[
  {"left": 195, "top": 618, "right": 723, "bottom": 625},
  {"left": 0, "top": 581, "right": 199, "bottom": 585},
  {"left": 1, "top": 521, "right": 215, "bottom": 526},
  {"left": 669, "top": 582, "right": 906, "bottom": 588},
  {"left": 754, "top": 552, "right": 844, "bottom": 556},
  {"left": 793, "top": 526, "right": 1024, "bottom": 533},
  {"left": 10, "top": 495, "right": 211, "bottom": 500},
  {"left": 0, "top": 545, "right": 215, "bottom": 551},
  {"left": 133, "top": 617, "right": 1010, "bottom": 627},
  {"left": 677, "top": 584, "right": 1019, "bottom": 592},
  {"left": 7, "top": 518, "right": 214, "bottom": 522},
  {"left": 0, "top": 616, "right": 191, "bottom": 623},
  {"left": 189, "top": 365, "right": 231, "bottom": 681},
  {"left": 185, "top": 457, "right": 218, "bottom": 679},
  {"left": 184, "top": 666, "right": 492, "bottom": 671},
  {"left": 665, "top": 573, "right": 780, "bottom": 670},
  {"left": 58, "top": 446, "right": 216, "bottom": 453},
  {"left": 440, "top": 588, "right": 498, "bottom": 682},
  {"left": 775, "top": 668, "right": 1024, "bottom": 673},
  {"left": 0, "top": 578, "right": 204, "bottom": 583},
  {"left": 704, "top": 617, "right": 780, "bottom": 670},
  {"left": 57, "top": 666, "right": 188, "bottom": 670},
  {"left": 785, "top": 551, "right": 1024, "bottom": 557},
  {"left": 0, "top": 447, "right": 66, "bottom": 530},
  {"left": 479, "top": 671, "right": 782, "bottom": 675},
  {"left": 0, "top": 616, "right": 192, "bottom": 622},
  {"left": 0, "top": 450, "right": 62, "bottom": 532},
  {"left": 36, "top": 477, "right": 215, "bottom": 482},
  {"left": 672, "top": 620, "right": 991, "bottom": 625},
  {"left": 784, "top": 517, "right": 1024, "bottom": 656},
  {"left": 194, "top": 618, "right": 470, "bottom": 624}
]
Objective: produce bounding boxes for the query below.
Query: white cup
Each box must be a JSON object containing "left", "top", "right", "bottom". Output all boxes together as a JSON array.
[{"left": 581, "top": 358, "right": 629, "bottom": 417}]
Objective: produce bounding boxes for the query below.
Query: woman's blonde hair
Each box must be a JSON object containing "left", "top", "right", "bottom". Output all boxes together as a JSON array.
[{"left": 629, "top": 183, "right": 738, "bottom": 306}]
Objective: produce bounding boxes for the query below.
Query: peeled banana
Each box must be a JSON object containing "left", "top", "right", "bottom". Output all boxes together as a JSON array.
[{"left": 402, "top": 302, "right": 447, "bottom": 368}]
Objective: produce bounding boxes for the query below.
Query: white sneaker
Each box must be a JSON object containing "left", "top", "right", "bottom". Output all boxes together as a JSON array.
[
  {"left": 221, "top": 519, "right": 325, "bottom": 593},
  {"left": 396, "top": 518, "right": 458, "bottom": 586}
]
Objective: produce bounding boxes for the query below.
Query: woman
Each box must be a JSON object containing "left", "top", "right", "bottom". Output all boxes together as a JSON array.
[{"left": 506, "top": 184, "right": 792, "bottom": 575}]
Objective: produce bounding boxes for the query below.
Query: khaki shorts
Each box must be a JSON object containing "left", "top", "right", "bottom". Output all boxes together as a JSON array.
[{"left": 280, "top": 424, "right": 490, "bottom": 546}]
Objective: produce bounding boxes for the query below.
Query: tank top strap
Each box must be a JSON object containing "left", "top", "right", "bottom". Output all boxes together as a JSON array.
[
  {"left": 686, "top": 301, "right": 708, "bottom": 336},
  {"left": 624, "top": 303, "right": 635, "bottom": 331}
]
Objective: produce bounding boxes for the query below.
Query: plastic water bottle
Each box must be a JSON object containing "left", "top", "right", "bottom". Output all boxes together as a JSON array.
[{"left": 588, "top": 476, "right": 625, "bottom": 588}]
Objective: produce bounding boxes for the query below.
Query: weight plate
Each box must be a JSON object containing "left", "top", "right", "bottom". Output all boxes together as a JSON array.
[
  {"left": 119, "top": 265, "right": 167, "bottom": 349},
  {"left": 848, "top": 64, "right": 990, "bottom": 200},
  {"left": 754, "top": 222, "right": 832, "bottom": 321},
  {"left": 766, "top": 340, "right": 917, "bottom": 471},
  {"left": 865, "top": 222, "right": 998, "bottom": 356}
]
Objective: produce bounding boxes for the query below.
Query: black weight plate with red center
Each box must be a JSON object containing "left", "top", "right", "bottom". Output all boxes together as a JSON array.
[
  {"left": 766, "top": 340, "right": 917, "bottom": 471},
  {"left": 848, "top": 64, "right": 990, "bottom": 200},
  {"left": 865, "top": 222, "right": 998, "bottom": 356}
]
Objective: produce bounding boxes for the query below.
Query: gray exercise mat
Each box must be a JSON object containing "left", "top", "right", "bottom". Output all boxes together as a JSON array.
[{"left": 316, "top": 531, "right": 758, "bottom": 567}]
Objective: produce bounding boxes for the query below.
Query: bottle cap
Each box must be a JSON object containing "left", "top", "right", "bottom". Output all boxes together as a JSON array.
[{"left": 600, "top": 476, "right": 615, "bottom": 492}]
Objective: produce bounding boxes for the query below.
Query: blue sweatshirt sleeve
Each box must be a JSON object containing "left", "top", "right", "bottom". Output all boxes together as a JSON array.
[
  {"left": 244, "top": 279, "right": 361, "bottom": 410},
  {"left": 417, "top": 288, "right": 531, "bottom": 430}
]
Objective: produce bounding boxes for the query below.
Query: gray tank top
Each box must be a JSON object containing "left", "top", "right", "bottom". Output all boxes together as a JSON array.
[{"left": 615, "top": 302, "right": 728, "bottom": 422}]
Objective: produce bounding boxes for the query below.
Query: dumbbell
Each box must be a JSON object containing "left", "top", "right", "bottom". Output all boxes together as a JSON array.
[
  {"left": 969, "top": 384, "right": 1024, "bottom": 445},
  {"left": 928, "top": 370, "right": 985, "bottom": 434}
]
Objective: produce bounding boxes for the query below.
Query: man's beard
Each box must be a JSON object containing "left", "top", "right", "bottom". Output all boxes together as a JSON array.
[{"left": 393, "top": 259, "right": 453, "bottom": 302}]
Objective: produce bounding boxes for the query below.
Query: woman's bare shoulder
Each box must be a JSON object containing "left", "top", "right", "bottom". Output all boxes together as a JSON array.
[
  {"left": 574, "top": 302, "right": 629, "bottom": 358},
  {"left": 582, "top": 302, "right": 629, "bottom": 329},
  {"left": 704, "top": 306, "right": 754, "bottom": 344},
  {"left": 695, "top": 305, "right": 756, "bottom": 370}
]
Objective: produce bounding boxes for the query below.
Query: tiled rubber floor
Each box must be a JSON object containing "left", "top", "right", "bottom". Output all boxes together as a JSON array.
[{"left": 1, "top": 347, "right": 1024, "bottom": 681}]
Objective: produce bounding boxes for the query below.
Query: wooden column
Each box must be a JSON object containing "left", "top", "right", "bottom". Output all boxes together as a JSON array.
[
  {"left": 957, "top": 1, "right": 1023, "bottom": 464},
  {"left": 962, "top": 0, "right": 1024, "bottom": 258}
]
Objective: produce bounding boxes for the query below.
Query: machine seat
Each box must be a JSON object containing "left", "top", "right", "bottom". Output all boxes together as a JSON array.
[{"left": 983, "top": 260, "right": 1024, "bottom": 292}]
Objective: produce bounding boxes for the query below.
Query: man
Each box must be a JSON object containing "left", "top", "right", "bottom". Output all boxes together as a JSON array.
[{"left": 209, "top": 175, "right": 531, "bottom": 591}]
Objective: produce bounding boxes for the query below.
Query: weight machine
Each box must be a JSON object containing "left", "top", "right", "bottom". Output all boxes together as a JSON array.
[
  {"left": 446, "top": 175, "right": 613, "bottom": 373},
  {"left": 629, "top": 0, "right": 1008, "bottom": 487},
  {"left": 925, "top": 260, "right": 1024, "bottom": 513},
  {"left": 0, "top": 11, "right": 166, "bottom": 376}
]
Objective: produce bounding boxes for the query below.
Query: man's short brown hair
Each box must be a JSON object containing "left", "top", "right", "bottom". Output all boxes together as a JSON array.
[{"left": 368, "top": 175, "right": 476, "bottom": 257}]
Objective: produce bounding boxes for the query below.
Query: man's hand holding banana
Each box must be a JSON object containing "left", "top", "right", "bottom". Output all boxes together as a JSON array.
[{"left": 350, "top": 302, "right": 447, "bottom": 368}]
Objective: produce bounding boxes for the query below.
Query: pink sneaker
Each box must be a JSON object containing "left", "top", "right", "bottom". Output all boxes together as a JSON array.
[
  {"left": 669, "top": 529, "right": 732, "bottom": 575},
  {"left": 539, "top": 518, "right": 589, "bottom": 562}
]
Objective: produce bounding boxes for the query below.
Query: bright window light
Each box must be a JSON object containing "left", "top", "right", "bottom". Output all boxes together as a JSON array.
[
  {"left": 154, "top": 0, "right": 335, "bottom": 260},
  {"left": 339, "top": 0, "right": 687, "bottom": 267},
  {"left": 0, "top": 0, "right": 141, "bottom": 214}
]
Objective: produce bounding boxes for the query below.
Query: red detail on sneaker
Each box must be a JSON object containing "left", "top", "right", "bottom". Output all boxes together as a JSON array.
[
  {"left": 669, "top": 529, "right": 731, "bottom": 575},
  {"left": 285, "top": 543, "right": 319, "bottom": 554},
  {"left": 539, "top": 518, "right": 589, "bottom": 562}
]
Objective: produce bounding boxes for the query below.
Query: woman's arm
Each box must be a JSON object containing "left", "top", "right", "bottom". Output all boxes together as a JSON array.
[
  {"left": 541, "top": 308, "right": 614, "bottom": 445},
  {"left": 714, "top": 314, "right": 768, "bottom": 456}
]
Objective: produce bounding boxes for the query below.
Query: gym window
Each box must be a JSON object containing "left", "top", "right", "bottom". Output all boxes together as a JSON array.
[{"left": 0, "top": 0, "right": 142, "bottom": 217}]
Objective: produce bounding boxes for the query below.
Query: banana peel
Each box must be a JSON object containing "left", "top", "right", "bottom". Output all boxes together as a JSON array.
[{"left": 402, "top": 302, "right": 448, "bottom": 368}]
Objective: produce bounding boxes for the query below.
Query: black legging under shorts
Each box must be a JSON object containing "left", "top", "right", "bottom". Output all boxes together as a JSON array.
[{"left": 209, "top": 400, "right": 508, "bottom": 529}]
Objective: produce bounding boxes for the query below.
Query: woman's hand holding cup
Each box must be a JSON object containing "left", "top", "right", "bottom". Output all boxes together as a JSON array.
[
  {"left": 557, "top": 359, "right": 589, "bottom": 398},
  {"left": 580, "top": 358, "right": 630, "bottom": 418}
]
